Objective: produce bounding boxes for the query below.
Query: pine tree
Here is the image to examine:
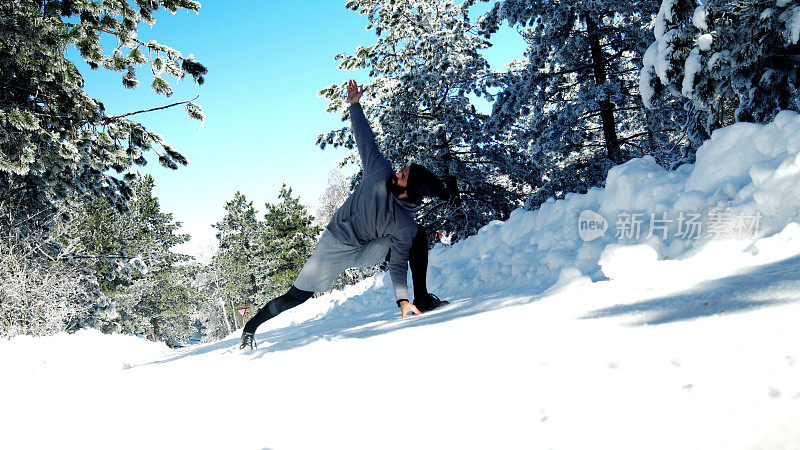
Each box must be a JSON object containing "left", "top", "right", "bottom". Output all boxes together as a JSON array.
[
  {"left": 258, "top": 185, "right": 322, "bottom": 300},
  {"left": 317, "top": 0, "right": 530, "bottom": 242},
  {"left": 58, "top": 174, "right": 198, "bottom": 341},
  {"left": 209, "top": 192, "right": 261, "bottom": 327},
  {"left": 640, "top": 0, "right": 800, "bottom": 140},
  {"left": 0, "top": 0, "right": 207, "bottom": 240},
  {"left": 60, "top": 175, "right": 190, "bottom": 289},
  {"left": 112, "top": 264, "right": 201, "bottom": 344},
  {"left": 1, "top": 0, "right": 206, "bottom": 336},
  {"left": 209, "top": 187, "right": 322, "bottom": 326},
  {"left": 479, "top": 0, "right": 688, "bottom": 207}
]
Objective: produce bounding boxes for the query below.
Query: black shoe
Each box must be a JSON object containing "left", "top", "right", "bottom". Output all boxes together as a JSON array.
[
  {"left": 413, "top": 293, "right": 449, "bottom": 313},
  {"left": 239, "top": 331, "right": 256, "bottom": 352}
]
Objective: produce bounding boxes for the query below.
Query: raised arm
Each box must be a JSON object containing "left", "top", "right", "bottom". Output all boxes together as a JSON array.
[{"left": 346, "top": 80, "right": 389, "bottom": 175}]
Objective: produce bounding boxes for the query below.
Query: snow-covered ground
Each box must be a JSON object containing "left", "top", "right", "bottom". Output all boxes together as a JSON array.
[{"left": 5, "top": 113, "right": 800, "bottom": 449}]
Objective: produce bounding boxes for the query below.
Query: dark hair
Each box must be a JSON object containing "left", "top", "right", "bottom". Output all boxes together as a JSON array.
[{"left": 406, "top": 163, "right": 446, "bottom": 204}]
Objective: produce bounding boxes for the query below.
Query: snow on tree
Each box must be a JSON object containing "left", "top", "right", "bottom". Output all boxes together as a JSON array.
[
  {"left": 317, "top": 0, "right": 530, "bottom": 242},
  {"left": 0, "top": 239, "right": 102, "bottom": 338},
  {"left": 479, "top": 0, "right": 688, "bottom": 207},
  {"left": 111, "top": 264, "right": 201, "bottom": 345},
  {"left": 316, "top": 169, "right": 352, "bottom": 228},
  {"left": 0, "top": 0, "right": 207, "bottom": 240},
  {"left": 640, "top": 0, "right": 800, "bottom": 142},
  {"left": 60, "top": 175, "right": 191, "bottom": 289},
  {"left": 191, "top": 265, "right": 237, "bottom": 341}
]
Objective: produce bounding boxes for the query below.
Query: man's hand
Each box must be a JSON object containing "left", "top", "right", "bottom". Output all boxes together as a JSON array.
[
  {"left": 398, "top": 300, "right": 422, "bottom": 319},
  {"left": 346, "top": 79, "right": 364, "bottom": 105}
]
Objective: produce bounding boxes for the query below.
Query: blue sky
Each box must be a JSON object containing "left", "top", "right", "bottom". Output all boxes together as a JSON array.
[{"left": 73, "top": 0, "right": 526, "bottom": 261}]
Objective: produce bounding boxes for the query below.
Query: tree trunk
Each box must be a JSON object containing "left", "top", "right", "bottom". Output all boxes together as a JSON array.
[
  {"left": 229, "top": 298, "right": 239, "bottom": 329},
  {"left": 150, "top": 317, "right": 160, "bottom": 341},
  {"left": 585, "top": 14, "right": 621, "bottom": 163},
  {"left": 439, "top": 129, "right": 461, "bottom": 206}
]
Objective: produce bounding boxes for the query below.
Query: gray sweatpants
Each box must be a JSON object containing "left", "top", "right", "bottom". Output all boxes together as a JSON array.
[{"left": 293, "top": 230, "right": 391, "bottom": 293}]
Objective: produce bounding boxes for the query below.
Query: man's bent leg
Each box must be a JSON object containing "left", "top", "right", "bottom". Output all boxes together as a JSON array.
[
  {"left": 409, "top": 224, "right": 429, "bottom": 300},
  {"left": 243, "top": 286, "right": 314, "bottom": 335},
  {"left": 409, "top": 224, "right": 448, "bottom": 312}
]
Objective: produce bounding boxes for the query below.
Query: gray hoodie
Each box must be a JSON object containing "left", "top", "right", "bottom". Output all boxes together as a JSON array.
[{"left": 325, "top": 103, "right": 419, "bottom": 300}]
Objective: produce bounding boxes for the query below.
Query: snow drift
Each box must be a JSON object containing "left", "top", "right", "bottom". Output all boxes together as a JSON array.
[{"left": 428, "top": 110, "right": 800, "bottom": 296}]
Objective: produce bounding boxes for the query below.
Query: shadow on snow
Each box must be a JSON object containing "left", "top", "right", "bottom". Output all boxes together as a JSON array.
[
  {"left": 138, "top": 286, "right": 538, "bottom": 366},
  {"left": 246, "top": 289, "right": 536, "bottom": 360},
  {"left": 582, "top": 253, "right": 800, "bottom": 326}
]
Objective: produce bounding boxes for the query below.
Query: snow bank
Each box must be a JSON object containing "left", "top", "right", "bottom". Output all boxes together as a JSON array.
[
  {"left": 420, "top": 111, "right": 800, "bottom": 299},
  {"left": 0, "top": 329, "right": 171, "bottom": 373}
]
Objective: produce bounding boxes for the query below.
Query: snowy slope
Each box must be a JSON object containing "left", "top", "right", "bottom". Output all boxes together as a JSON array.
[{"left": 4, "top": 113, "right": 800, "bottom": 449}]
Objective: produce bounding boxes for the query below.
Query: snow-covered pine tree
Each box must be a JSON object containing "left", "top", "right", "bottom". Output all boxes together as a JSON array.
[
  {"left": 641, "top": 0, "right": 800, "bottom": 141},
  {"left": 112, "top": 264, "right": 201, "bottom": 345},
  {"left": 58, "top": 174, "right": 199, "bottom": 341},
  {"left": 479, "top": 0, "right": 687, "bottom": 207},
  {"left": 209, "top": 187, "right": 321, "bottom": 327},
  {"left": 317, "top": 0, "right": 530, "bottom": 242},
  {"left": 0, "top": 0, "right": 207, "bottom": 239},
  {"left": 258, "top": 185, "right": 322, "bottom": 301},
  {"left": 60, "top": 175, "right": 191, "bottom": 290},
  {"left": 209, "top": 192, "right": 262, "bottom": 328}
]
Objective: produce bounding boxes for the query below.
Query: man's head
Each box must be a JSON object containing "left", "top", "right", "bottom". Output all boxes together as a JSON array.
[{"left": 387, "top": 163, "right": 446, "bottom": 204}]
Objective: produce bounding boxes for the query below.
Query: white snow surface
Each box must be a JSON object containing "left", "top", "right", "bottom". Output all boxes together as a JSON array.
[{"left": 5, "top": 114, "right": 800, "bottom": 449}]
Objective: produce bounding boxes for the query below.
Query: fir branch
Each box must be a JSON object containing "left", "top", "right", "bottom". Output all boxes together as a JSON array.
[
  {"left": 63, "top": 23, "right": 196, "bottom": 65},
  {"left": 617, "top": 129, "right": 679, "bottom": 146},
  {"left": 104, "top": 95, "right": 200, "bottom": 123},
  {"left": 576, "top": 106, "right": 645, "bottom": 122},
  {"left": 59, "top": 254, "right": 135, "bottom": 260}
]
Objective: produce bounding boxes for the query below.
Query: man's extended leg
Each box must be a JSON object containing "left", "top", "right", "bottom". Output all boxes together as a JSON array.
[
  {"left": 238, "top": 286, "right": 313, "bottom": 351},
  {"left": 409, "top": 224, "right": 448, "bottom": 312},
  {"left": 238, "top": 230, "right": 360, "bottom": 351},
  {"left": 243, "top": 286, "right": 313, "bottom": 334}
]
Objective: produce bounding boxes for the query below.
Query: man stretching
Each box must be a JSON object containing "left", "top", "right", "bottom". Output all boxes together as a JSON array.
[{"left": 238, "top": 79, "right": 449, "bottom": 351}]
